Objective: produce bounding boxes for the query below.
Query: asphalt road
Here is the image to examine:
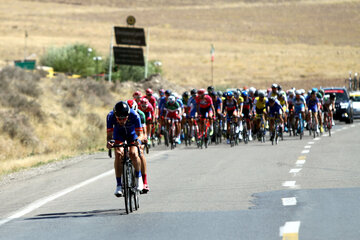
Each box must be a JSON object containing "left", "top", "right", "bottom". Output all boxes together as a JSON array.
[{"left": 0, "top": 121, "right": 360, "bottom": 240}]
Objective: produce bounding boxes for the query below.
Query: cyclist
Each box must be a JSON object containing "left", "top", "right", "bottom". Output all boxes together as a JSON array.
[
  {"left": 187, "top": 89, "right": 198, "bottom": 141},
  {"left": 316, "top": 91, "right": 324, "bottom": 133},
  {"left": 323, "top": 93, "right": 336, "bottom": 127},
  {"left": 249, "top": 87, "right": 256, "bottom": 101},
  {"left": 139, "top": 98, "right": 155, "bottom": 143},
  {"left": 127, "top": 99, "right": 149, "bottom": 193},
  {"left": 107, "top": 101, "right": 145, "bottom": 197},
  {"left": 287, "top": 90, "right": 296, "bottom": 133},
  {"left": 242, "top": 90, "right": 253, "bottom": 141},
  {"left": 277, "top": 91, "right": 289, "bottom": 132},
  {"left": 209, "top": 90, "right": 223, "bottom": 142},
  {"left": 196, "top": 89, "right": 216, "bottom": 138},
  {"left": 222, "top": 91, "right": 239, "bottom": 144},
  {"left": 253, "top": 91, "right": 268, "bottom": 139},
  {"left": 306, "top": 88, "right": 320, "bottom": 133},
  {"left": 268, "top": 84, "right": 278, "bottom": 98},
  {"left": 267, "top": 97, "right": 284, "bottom": 141},
  {"left": 237, "top": 90, "right": 244, "bottom": 140},
  {"left": 164, "top": 96, "right": 182, "bottom": 144},
  {"left": 293, "top": 90, "right": 307, "bottom": 134},
  {"left": 133, "top": 91, "right": 142, "bottom": 105},
  {"left": 158, "top": 90, "right": 172, "bottom": 136}
]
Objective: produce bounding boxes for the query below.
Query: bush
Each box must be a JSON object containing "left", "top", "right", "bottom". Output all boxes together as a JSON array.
[
  {"left": 106, "top": 59, "right": 163, "bottom": 82},
  {"left": 40, "top": 44, "right": 105, "bottom": 77}
]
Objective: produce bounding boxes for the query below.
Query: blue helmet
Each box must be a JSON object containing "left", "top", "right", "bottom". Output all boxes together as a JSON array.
[
  {"left": 312, "top": 88, "right": 318, "bottom": 93},
  {"left": 242, "top": 91, "right": 248, "bottom": 97},
  {"left": 226, "top": 91, "right": 233, "bottom": 97}
]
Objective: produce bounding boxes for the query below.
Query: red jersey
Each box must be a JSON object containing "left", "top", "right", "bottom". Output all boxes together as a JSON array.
[
  {"left": 142, "top": 95, "right": 157, "bottom": 109},
  {"left": 196, "top": 95, "right": 213, "bottom": 108}
]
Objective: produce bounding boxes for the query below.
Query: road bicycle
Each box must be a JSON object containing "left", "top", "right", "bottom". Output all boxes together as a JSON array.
[
  {"left": 198, "top": 117, "right": 211, "bottom": 149},
  {"left": 295, "top": 112, "right": 304, "bottom": 140},
  {"left": 108, "top": 141, "right": 148, "bottom": 214},
  {"left": 229, "top": 116, "right": 239, "bottom": 147},
  {"left": 323, "top": 110, "right": 332, "bottom": 137}
]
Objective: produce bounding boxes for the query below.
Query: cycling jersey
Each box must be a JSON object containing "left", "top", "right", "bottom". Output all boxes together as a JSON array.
[
  {"left": 196, "top": 95, "right": 213, "bottom": 108},
  {"left": 139, "top": 103, "right": 154, "bottom": 121},
  {"left": 164, "top": 101, "right": 181, "bottom": 120},
  {"left": 137, "top": 109, "right": 146, "bottom": 125},
  {"left": 158, "top": 96, "right": 167, "bottom": 116},
  {"left": 142, "top": 95, "right": 157, "bottom": 110},
  {"left": 187, "top": 96, "right": 197, "bottom": 118},
  {"left": 267, "top": 100, "right": 283, "bottom": 117},
  {"left": 238, "top": 96, "right": 244, "bottom": 106},
  {"left": 212, "top": 96, "right": 222, "bottom": 111},
  {"left": 307, "top": 97, "right": 319, "bottom": 112},
  {"left": 107, "top": 109, "right": 142, "bottom": 143},
  {"left": 293, "top": 96, "right": 306, "bottom": 113},
  {"left": 253, "top": 97, "right": 268, "bottom": 114},
  {"left": 242, "top": 97, "right": 253, "bottom": 116},
  {"left": 223, "top": 98, "right": 238, "bottom": 112},
  {"left": 268, "top": 91, "right": 278, "bottom": 99}
]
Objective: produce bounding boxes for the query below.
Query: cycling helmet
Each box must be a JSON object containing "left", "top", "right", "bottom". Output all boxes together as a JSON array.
[
  {"left": 165, "top": 90, "right": 172, "bottom": 96},
  {"left": 258, "top": 91, "right": 265, "bottom": 98},
  {"left": 288, "top": 90, "right": 295, "bottom": 96},
  {"left": 207, "top": 86, "right": 215, "bottom": 93},
  {"left": 249, "top": 87, "right": 256, "bottom": 94},
  {"left": 217, "top": 90, "right": 223, "bottom": 97},
  {"left": 146, "top": 88, "right": 153, "bottom": 95},
  {"left": 278, "top": 90, "right": 286, "bottom": 97},
  {"left": 277, "top": 84, "right": 282, "bottom": 91},
  {"left": 197, "top": 89, "right": 205, "bottom": 95},
  {"left": 269, "top": 96, "right": 276, "bottom": 102},
  {"left": 133, "top": 91, "right": 142, "bottom": 98},
  {"left": 182, "top": 91, "right": 190, "bottom": 98},
  {"left": 316, "top": 92, "right": 323, "bottom": 99},
  {"left": 168, "top": 96, "right": 176, "bottom": 104},
  {"left": 271, "top": 83, "right": 278, "bottom": 88},
  {"left": 140, "top": 98, "right": 149, "bottom": 105},
  {"left": 190, "top": 89, "right": 197, "bottom": 95},
  {"left": 114, "top": 101, "right": 130, "bottom": 117},
  {"left": 226, "top": 91, "right": 233, "bottom": 97},
  {"left": 295, "top": 90, "right": 301, "bottom": 95},
  {"left": 159, "top": 89, "right": 165, "bottom": 96},
  {"left": 222, "top": 92, "right": 227, "bottom": 98},
  {"left": 312, "top": 87, "right": 318, "bottom": 93},
  {"left": 127, "top": 99, "right": 138, "bottom": 111},
  {"left": 242, "top": 91, "right": 248, "bottom": 97},
  {"left": 153, "top": 93, "right": 159, "bottom": 100}
]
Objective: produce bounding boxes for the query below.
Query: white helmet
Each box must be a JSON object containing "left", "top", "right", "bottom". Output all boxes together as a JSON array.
[
  {"left": 168, "top": 96, "right": 176, "bottom": 103},
  {"left": 249, "top": 87, "right": 256, "bottom": 94}
]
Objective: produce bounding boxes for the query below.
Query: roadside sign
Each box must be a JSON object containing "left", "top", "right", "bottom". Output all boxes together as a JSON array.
[
  {"left": 114, "top": 27, "right": 146, "bottom": 46},
  {"left": 113, "top": 47, "right": 145, "bottom": 66}
]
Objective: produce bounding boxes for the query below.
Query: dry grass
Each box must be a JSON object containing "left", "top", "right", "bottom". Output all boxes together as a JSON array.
[{"left": 1, "top": 0, "right": 360, "bottom": 89}]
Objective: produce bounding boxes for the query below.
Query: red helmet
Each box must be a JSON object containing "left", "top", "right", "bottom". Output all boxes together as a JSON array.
[
  {"left": 197, "top": 89, "right": 205, "bottom": 95},
  {"left": 127, "top": 99, "right": 138, "bottom": 111},
  {"left": 146, "top": 88, "right": 153, "bottom": 95},
  {"left": 133, "top": 91, "right": 142, "bottom": 97}
]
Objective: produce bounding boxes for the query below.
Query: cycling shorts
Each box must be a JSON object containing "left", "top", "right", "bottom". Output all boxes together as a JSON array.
[
  {"left": 308, "top": 104, "right": 318, "bottom": 113},
  {"left": 294, "top": 105, "right": 305, "bottom": 114},
  {"left": 226, "top": 110, "right": 238, "bottom": 122},
  {"left": 256, "top": 107, "right": 266, "bottom": 115},
  {"left": 166, "top": 112, "right": 181, "bottom": 120},
  {"left": 144, "top": 111, "right": 153, "bottom": 122},
  {"left": 199, "top": 107, "right": 213, "bottom": 118}
]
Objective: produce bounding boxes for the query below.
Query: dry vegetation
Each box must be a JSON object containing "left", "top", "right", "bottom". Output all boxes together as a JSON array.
[{"left": 0, "top": 0, "right": 360, "bottom": 173}]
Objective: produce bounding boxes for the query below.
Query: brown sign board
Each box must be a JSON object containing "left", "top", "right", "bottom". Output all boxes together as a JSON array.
[
  {"left": 113, "top": 47, "right": 145, "bottom": 66},
  {"left": 114, "top": 27, "right": 146, "bottom": 46}
]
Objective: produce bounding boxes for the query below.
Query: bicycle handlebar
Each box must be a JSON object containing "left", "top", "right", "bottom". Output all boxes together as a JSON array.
[{"left": 108, "top": 140, "right": 148, "bottom": 158}]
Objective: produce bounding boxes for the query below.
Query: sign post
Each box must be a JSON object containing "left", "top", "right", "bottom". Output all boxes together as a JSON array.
[{"left": 210, "top": 44, "right": 215, "bottom": 86}]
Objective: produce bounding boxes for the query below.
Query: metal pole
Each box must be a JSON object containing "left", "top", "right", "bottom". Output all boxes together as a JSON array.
[
  {"left": 24, "top": 30, "right": 28, "bottom": 60},
  {"left": 108, "top": 26, "right": 114, "bottom": 82},
  {"left": 145, "top": 27, "right": 150, "bottom": 79},
  {"left": 211, "top": 60, "right": 214, "bottom": 86}
]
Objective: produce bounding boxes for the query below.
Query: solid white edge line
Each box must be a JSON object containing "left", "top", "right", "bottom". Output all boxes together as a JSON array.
[
  {"left": 0, "top": 170, "right": 114, "bottom": 227},
  {"left": 282, "top": 197, "right": 297, "bottom": 206}
]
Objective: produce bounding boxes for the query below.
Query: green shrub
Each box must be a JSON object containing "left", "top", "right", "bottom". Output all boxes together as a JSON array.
[{"left": 40, "top": 44, "right": 105, "bottom": 77}]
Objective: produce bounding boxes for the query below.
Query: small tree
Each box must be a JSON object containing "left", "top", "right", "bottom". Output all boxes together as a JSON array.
[{"left": 40, "top": 44, "right": 104, "bottom": 77}]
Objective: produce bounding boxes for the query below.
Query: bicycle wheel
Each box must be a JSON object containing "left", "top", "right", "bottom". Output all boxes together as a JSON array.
[
  {"left": 163, "top": 129, "right": 169, "bottom": 147},
  {"left": 123, "top": 162, "right": 131, "bottom": 214},
  {"left": 243, "top": 123, "right": 248, "bottom": 144}
]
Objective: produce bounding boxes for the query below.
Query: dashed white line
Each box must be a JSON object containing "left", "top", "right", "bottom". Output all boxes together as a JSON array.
[
  {"left": 289, "top": 168, "right": 302, "bottom": 174},
  {"left": 304, "top": 145, "right": 311, "bottom": 149},
  {"left": 296, "top": 160, "right": 306, "bottom": 166},
  {"left": 308, "top": 141, "right": 315, "bottom": 145},
  {"left": 314, "top": 137, "right": 321, "bottom": 141},
  {"left": 280, "top": 221, "right": 301, "bottom": 238},
  {"left": 301, "top": 149, "right": 310, "bottom": 154},
  {"left": 282, "top": 181, "right": 297, "bottom": 188},
  {"left": 282, "top": 197, "right": 297, "bottom": 206}
]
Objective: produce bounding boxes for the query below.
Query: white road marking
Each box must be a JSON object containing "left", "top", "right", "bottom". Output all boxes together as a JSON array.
[
  {"left": 314, "top": 137, "right": 321, "bottom": 140},
  {"left": 282, "top": 181, "right": 297, "bottom": 188},
  {"left": 296, "top": 160, "right": 306, "bottom": 166},
  {"left": 351, "top": 125, "right": 356, "bottom": 128},
  {"left": 304, "top": 145, "right": 311, "bottom": 149},
  {"left": 280, "top": 221, "right": 301, "bottom": 237},
  {"left": 282, "top": 197, "right": 297, "bottom": 206},
  {"left": 301, "top": 149, "right": 310, "bottom": 154},
  {"left": 289, "top": 168, "right": 302, "bottom": 174},
  {"left": 0, "top": 170, "right": 114, "bottom": 227},
  {"left": 308, "top": 141, "right": 315, "bottom": 144}
]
